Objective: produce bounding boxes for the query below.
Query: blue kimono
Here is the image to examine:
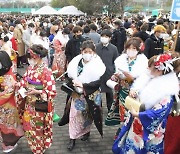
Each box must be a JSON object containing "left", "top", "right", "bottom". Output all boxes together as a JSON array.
[{"left": 112, "top": 96, "right": 174, "bottom": 154}]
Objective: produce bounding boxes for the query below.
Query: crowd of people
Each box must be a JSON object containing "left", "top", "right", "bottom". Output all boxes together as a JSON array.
[{"left": 0, "top": 13, "right": 179, "bottom": 154}]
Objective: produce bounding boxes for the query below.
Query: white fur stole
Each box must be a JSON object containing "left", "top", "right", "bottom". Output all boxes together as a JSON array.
[
  {"left": 114, "top": 53, "right": 148, "bottom": 78},
  {"left": 67, "top": 54, "right": 106, "bottom": 83}
]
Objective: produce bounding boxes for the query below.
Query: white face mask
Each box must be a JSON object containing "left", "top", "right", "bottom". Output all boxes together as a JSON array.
[
  {"left": 159, "top": 33, "right": 165, "bottom": 39},
  {"left": 28, "top": 59, "right": 37, "bottom": 66},
  {"left": 147, "top": 69, "right": 155, "bottom": 78},
  {"left": 43, "top": 23, "right": 47, "bottom": 27},
  {"left": 127, "top": 49, "right": 138, "bottom": 58},
  {"left": 100, "top": 37, "right": 109, "bottom": 44},
  {"left": 82, "top": 53, "right": 93, "bottom": 62},
  {"left": 0, "top": 62, "right": 2, "bottom": 69},
  {"left": 18, "top": 24, "right": 23, "bottom": 29}
]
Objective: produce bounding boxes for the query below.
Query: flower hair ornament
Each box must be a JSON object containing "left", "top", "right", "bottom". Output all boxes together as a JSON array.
[{"left": 154, "top": 54, "right": 180, "bottom": 73}]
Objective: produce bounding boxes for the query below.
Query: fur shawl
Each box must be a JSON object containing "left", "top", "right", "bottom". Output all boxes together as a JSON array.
[
  {"left": 132, "top": 72, "right": 179, "bottom": 109},
  {"left": 67, "top": 54, "right": 106, "bottom": 83},
  {"left": 114, "top": 53, "right": 148, "bottom": 78}
]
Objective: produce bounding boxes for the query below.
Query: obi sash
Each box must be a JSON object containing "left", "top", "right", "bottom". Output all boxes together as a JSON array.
[{"left": 27, "top": 77, "right": 43, "bottom": 90}]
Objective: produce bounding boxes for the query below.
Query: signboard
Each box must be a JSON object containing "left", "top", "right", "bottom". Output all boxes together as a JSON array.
[{"left": 170, "top": 0, "right": 180, "bottom": 21}]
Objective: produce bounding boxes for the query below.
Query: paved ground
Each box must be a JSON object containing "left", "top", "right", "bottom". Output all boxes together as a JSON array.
[{"left": 0, "top": 68, "right": 119, "bottom": 154}]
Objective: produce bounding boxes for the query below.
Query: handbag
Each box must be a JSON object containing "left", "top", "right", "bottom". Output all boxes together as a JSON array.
[
  {"left": 124, "top": 96, "right": 141, "bottom": 112},
  {"left": 35, "top": 100, "right": 52, "bottom": 113}
]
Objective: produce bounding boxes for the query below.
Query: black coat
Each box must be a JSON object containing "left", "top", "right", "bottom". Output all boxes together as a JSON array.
[
  {"left": 144, "top": 34, "right": 164, "bottom": 59},
  {"left": 65, "top": 36, "right": 86, "bottom": 62},
  {"left": 133, "top": 31, "right": 150, "bottom": 42},
  {"left": 96, "top": 43, "right": 119, "bottom": 92},
  {"left": 111, "top": 27, "right": 127, "bottom": 54},
  {"left": 175, "top": 36, "right": 180, "bottom": 53}
]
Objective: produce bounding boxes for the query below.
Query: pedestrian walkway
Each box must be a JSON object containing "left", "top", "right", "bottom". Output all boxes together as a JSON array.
[{"left": 0, "top": 69, "right": 119, "bottom": 154}]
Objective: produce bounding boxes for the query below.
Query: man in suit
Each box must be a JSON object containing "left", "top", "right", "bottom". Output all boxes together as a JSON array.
[{"left": 96, "top": 29, "right": 119, "bottom": 112}]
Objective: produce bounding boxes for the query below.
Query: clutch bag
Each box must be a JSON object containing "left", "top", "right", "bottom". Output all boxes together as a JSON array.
[
  {"left": 125, "top": 96, "right": 141, "bottom": 112},
  {"left": 35, "top": 100, "right": 52, "bottom": 113}
]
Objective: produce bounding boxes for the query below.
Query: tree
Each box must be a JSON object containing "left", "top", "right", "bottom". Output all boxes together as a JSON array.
[{"left": 50, "top": 0, "right": 128, "bottom": 15}]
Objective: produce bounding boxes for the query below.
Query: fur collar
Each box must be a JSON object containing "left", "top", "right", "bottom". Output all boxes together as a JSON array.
[
  {"left": 114, "top": 53, "right": 148, "bottom": 78},
  {"left": 67, "top": 54, "right": 106, "bottom": 83},
  {"left": 133, "top": 72, "right": 179, "bottom": 109}
]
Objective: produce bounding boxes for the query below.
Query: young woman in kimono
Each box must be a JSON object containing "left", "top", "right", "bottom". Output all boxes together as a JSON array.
[
  {"left": 164, "top": 52, "right": 180, "bottom": 154},
  {"left": 112, "top": 53, "right": 180, "bottom": 154},
  {"left": 105, "top": 37, "right": 148, "bottom": 137},
  {"left": 17, "top": 44, "right": 56, "bottom": 154},
  {"left": 0, "top": 33, "right": 17, "bottom": 75},
  {"left": 58, "top": 40, "right": 106, "bottom": 151},
  {"left": 52, "top": 28, "right": 70, "bottom": 79},
  {"left": 0, "top": 51, "right": 24, "bottom": 153}
]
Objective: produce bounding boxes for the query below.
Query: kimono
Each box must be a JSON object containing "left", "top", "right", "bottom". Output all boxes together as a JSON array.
[
  {"left": 112, "top": 72, "right": 179, "bottom": 154},
  {"left": 52, "top": 33, "right": 69, "bottom": 79},
  {"left": 59, "top": 54, "right": 106, "bottom": 138},
  {"left": 18, "top": 63, "right": 56, "bottom": 154},
  {"left": 0, "top": 68, "right": 24, "bottom": 151},
  {"left": 105, "top": 54, "right": 148, "bottom": 126},
  {"left": 164, "top": 92, "right": 180, "bottom": 154}
]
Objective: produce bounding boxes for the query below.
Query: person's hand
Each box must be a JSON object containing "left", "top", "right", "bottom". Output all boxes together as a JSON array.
[
  {"left": 26, "top": 88, "right": 41, "bottom": 95},
  {"left": 129, "top": 105, "right": 139, "bottom": 117},
  {"left": 72, "top": 80, "right": 83, "bottom": 88},
  {"left": 129, "top": 90, "right": 138, "bottom": 98},
  {"left": 111, "top": 73, "right": 120, "bottom": 82}
]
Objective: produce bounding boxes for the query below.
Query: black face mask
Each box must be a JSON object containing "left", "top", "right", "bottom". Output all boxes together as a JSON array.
[
  {"left": 55, "top": 29, "right": 59, "bottom": 33},
  {"left": 76, "top": 35, "right": 81, "bottom": 39}
]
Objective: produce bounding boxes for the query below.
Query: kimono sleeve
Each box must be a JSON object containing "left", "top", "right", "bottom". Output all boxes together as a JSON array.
[
  {"left": 40, "top": 68, "right": 57, "bottom": 100},
  {"left": 139, "top": 97, "right": 174, "bottom": 140},
  {"left": 19, "top": 69, "right": 29, "bottom": 88},
  {"left": 83, "top": 79, "right": 101, "bottom": 96}
]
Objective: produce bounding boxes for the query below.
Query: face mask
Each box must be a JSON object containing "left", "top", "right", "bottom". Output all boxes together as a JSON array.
[
  {"left": 43, "top": 23, "right": 47, "bottom": 27},
  {"left": 28, "top": 59, "right": 37, "bottom": 66},
  {"left": 18, "top": 24, "right": 23, "bottom": 29},
  {"left": 76, "top": 34, "right": 81, "bottom": 38},
  {"left": 0, "top": 62, "right": 2, "bottom": 69},
  {"left": 147, "top": 69, "right": 155, "bottom": 78},
  {"left": 159, "top": 33, "right": 165, "bottom": 39},
  {"left": 127, "top": 50, "right": 138, "bottom": 58},
  {"left": 82, "top": 53, "right": 93, "bottom": 62},
  {"left": 100, "top": 37, "right": 109, "bottom": 44}
]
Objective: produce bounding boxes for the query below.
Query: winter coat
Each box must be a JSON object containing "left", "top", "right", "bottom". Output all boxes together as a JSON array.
[{"left": 144, "top": 34, "right": 164, "bottom": 59}]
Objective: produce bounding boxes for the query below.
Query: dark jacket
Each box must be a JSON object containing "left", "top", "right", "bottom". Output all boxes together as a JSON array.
[
  {"left": 65, "top": 36, "right": 86, "bottom": 62},
  {"left": 175, "top": 36, "right": 180, "bottom": 53},
  {"left": 96, "top": 43, "right": 119, "bottom": 92},
  {"left": 111, "top": 27, "right": 127, "bottom": 54},
  {"left": 133, "top": 31, "right": 150, "bottom": 42},
  {"left": 144, "top": 34, "right": 164, "bottom": 59}
]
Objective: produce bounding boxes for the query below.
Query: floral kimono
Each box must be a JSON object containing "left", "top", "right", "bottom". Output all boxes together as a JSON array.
[
  {"left": 59, "top": 54, "right": 106, "bottom": 138},
  {"left": 18, "top": 64, "right": 56, "bottom": 154},
  {"left": 0, "top": 68, "right": 24, "bottom": 151},
  {"left": 105, "top": 54, "right": 148, "bottom": 126},
  {"left": 112, "top": 72, "right": 179, "bottom": 154},
  {"left": 52, "top": 34, "right": 68, "bottom": 79}
]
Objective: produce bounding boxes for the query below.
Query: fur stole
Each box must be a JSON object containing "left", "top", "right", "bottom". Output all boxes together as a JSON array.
[
  {"left": 114, "top": 53, "right": 148, "bottom": 78},
  {"left": 67, "top": 54, "right": 106, "bottom": 83},
  {"left": 132, "top": 72, "right": 179, "bottom": 109}
]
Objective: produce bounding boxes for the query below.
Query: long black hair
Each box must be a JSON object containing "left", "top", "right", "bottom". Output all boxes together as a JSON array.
[{"left": 0, "top": 51, "right": 12, "bottom": 76}]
